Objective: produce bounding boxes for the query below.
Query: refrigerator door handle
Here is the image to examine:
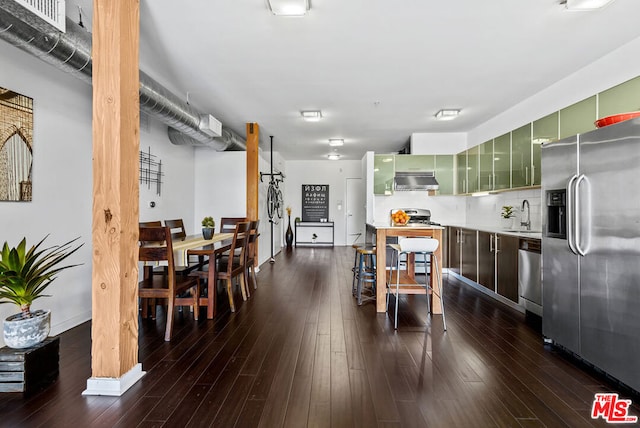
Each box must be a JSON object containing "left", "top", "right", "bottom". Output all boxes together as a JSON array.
[
  {"left": 566, "top": 174, "right": 579, "bottom": 255},
  {"left": 574, "top": 174, "right": 587, "bottom": 256}
]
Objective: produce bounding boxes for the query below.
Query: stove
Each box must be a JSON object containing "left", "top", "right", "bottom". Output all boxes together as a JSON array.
[{"left": 390, "top": 208, "right": 440, "bottom": 226}]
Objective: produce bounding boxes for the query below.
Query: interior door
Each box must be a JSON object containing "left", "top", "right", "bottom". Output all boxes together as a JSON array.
[{"left": 346, "top": 178, "right": 365, "bottom": 245}]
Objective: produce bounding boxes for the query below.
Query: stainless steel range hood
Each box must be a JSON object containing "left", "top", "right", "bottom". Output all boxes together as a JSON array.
[{"left": 394, "top": 171, "right": 439, "bottom": 191}]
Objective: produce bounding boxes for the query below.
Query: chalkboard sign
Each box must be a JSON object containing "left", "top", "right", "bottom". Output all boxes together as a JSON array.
[{"left": 302, "top": 184, "right": 329, "bottom": 222}]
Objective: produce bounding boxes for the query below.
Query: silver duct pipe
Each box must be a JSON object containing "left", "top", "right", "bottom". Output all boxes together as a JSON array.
[{"left": 0, "top": 3, "right": 246, "bottom": 151}]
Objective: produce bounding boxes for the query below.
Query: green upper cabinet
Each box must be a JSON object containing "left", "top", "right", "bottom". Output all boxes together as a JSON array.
[
  {"left": 478, "top": 140, "right": 494, "bottom": 192},
  {"left": 511, "top": 123, "right": 532, "bottom": 188},
  {"left": 532, "top": 112, "right": 558, "bottom": 186},
  {"left": 434, "top": 155, "right": 454, "bottom": 195},
  {"left": 559, "top": 96, "right": 597, "bottom": 139},
  {"left": 598, "top": 76, "right": 640, "bottom": 118},
  {"left": 467, "top": 146, "right": 479, "bottom": 194},
  {"left": 493, "top": 133, "right": 511, "bottom": 190},
  {"left": 394, "top": 154, "right": 435, "bottom": 172},
  {"left": 374, "top": 154, "right": 395, "bottom": 195},
  {"left": 456, "top": 151, "right": 467, "bottom": 194}
]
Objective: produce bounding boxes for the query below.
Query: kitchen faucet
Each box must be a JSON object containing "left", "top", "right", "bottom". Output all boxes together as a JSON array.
[{"left": 521, "top": 199, "right": 531, "bottom": 230}]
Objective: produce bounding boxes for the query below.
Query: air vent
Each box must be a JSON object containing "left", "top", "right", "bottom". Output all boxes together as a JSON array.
[{"left": 13, "top": 0, "right": 65, "bottom": 32}]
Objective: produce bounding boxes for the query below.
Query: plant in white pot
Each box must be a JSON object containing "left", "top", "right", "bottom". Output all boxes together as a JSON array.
[{"left": 0, "top": 236, "right": 83, "bottom": 349}]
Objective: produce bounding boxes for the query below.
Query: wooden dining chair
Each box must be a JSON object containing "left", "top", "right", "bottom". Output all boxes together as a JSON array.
[
  {"left": 164, "top": 218, "right": 201, "bottom": 271},
  {"left": 217, "top": 221, "right": 250, "bottom": 312},
  {"left": 219, "top": 217, "right": 247, "bottom": 234},
  {"left": 164, "top": 219, "right": 187, "bottom": 241},
  {"left": 139, "top": 220, "right": 162, "bottom": 228},
  {"left": 138, "top": 221, "right": 164, "bottom": 318},
  {"left": 245, "top": 220, "right": 260, "bottom": 291},
  {"left": 138, "top": 226, "right": 201, "bottom": 341}
]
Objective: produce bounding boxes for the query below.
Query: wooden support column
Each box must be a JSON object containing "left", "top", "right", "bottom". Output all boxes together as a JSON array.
[
  {"left": 83, "top": 0, "right": 144, "bottom": 396},
  {"left": 246, "top": 123, "right": 259, "bottom": 265}
]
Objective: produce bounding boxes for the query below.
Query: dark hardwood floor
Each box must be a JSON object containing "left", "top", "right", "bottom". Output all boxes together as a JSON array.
[{"left": 1, "top": 246, "right": 638, "bottom": 427}]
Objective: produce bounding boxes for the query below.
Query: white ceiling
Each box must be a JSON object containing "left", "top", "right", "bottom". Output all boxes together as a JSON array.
[{"left": 71, "top": 0, "right": 640, "bottom": 160}]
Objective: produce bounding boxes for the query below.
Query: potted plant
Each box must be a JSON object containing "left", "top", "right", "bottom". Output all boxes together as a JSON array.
[
  {"left": 501, "top": 205, "right": 516, "bottom": 229},
  {"left": 202, "top": 216, "right": 215, "bottom": 239},
  {"left": 0, "top": 236, "right": 83, "bottom": 349}
]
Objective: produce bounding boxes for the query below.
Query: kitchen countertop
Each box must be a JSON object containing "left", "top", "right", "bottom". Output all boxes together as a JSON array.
[
  {"left": 444, "top": 224, "right": 542, "bottom": 240},
  {"left": 367, "top": 222, "right": 444, "bottom": 230}
]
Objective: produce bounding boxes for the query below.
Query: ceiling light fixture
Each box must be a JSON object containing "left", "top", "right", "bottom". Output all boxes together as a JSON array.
[
  {"left": 565, "top": 0, "right": 614, "bottom": 10},
  {"left": 301, "top": 110, "right": 322, "bottom": 121},
  {"left": 328, "top": 154, "right": 341, "bottom": 160},
  {"left": 434, "top": 109, "right": 461, "bottom": 121},
  {"left": 267, "top": 0, "right": 310, "bottom": 16},
  {"left": 329, "top": 139, "right": 344, "bottom": 147}
]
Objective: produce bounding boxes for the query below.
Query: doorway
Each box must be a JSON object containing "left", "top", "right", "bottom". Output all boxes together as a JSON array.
[{"left": 346, "top": 178, "right": 365, "bottom": 245}]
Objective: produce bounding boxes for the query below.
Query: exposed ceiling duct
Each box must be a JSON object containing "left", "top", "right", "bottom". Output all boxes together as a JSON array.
[{"left": 0, "top": 2, "right": 246, "bottom": 151}]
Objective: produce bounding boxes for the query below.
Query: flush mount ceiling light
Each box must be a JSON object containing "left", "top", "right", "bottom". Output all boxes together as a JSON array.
[
  {"left": 267, "top": 0, "right": 310, "bottom": 16},
  {"left": 565, "top": 0, "right": 614, "bottom": 10},
  {"left": 434, "top": 109, "right": 461, "bottom": 121},
  {"left": 328, "top": 153, "right": 341, "bottom": 160},
  {"left": 329, "top": 139, "right": 344, "bottom": 147},
  {"left": 301, "top": 110, "right": 322, "bottom": 121}
]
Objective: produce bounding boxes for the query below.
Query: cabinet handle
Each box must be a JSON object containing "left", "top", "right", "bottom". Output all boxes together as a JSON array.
[
  {"left": 488, "top": 175, "right": 491, "bottom": 188},
  {"left": 490, "top": 234, "right": 494, "bottom": 252},
  {"left": 495, "top": 235, "right": 500, "bottom": 253},
  {"left": 525, "top": 166, "right": 529, "bottom": 185},
  {"left": 532, "top": 165, "right": 536, "bottom": 184}
]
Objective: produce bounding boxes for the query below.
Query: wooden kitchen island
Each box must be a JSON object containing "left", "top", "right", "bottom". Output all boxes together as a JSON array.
[{"left": 367, "top": 223, "right": 444, "bottom": 314}]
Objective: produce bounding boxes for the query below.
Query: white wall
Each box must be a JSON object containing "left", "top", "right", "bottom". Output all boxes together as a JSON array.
[
  {"left": 468, "top": 35, "right": 640, "bottom": 147},
  {"left": 139, "top": 115, "right": 196, "bottom": 231},
  {"left": 0, "top": 41, "right": 198, "bottom": 346},
  {"left": 193, "top": 150, "right": 246, "bottom": 234},
  {"left": 284, "top": 160, "right": 362, "bottom": 246},
  {"left": 410, "top": 133, "right": 467, "bottom": 154},
  {"left": 0, "top": 41, "right": 93, "bottom": 346}
]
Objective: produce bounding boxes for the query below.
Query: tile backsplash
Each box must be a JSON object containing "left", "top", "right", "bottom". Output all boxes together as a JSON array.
[{"left": 466, "top": 188, "right": 542, "bottom": 230}]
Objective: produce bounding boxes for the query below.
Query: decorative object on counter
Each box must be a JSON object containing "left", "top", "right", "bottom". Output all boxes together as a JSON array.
[
  {"left": 501, "top": 205, "right": 516, "bottom": 229},
  {"left": 0, "top": 236, "right": 83, "bottom": 349},
  {"left": 390, "top": 209, "right": 410, "bottom": 226},
  {"left": 201, "top": 216, "right": 215, "bottom": 239},
  {"left": 595, "top": 111, "right": 640, "bottom": 128},
  {"left": 312, "top": 233, "right": 318, "bottom": 244},
  {"left": 285, "top": 206, "right": 294, "bottom": 248}
]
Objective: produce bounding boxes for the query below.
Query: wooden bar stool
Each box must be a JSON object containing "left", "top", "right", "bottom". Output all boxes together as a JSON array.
[{"left": 354, "top": 245, "right": 377, "bottom": 305}]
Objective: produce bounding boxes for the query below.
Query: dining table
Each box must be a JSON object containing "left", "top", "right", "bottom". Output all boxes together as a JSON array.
[{"left": 172, "top": 233, "right": 234, "bottom": 319}]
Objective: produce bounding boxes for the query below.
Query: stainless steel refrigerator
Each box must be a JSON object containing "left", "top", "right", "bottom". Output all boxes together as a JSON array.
[{"left": 542, "top": 118, "right": 640, "bottom": 393}]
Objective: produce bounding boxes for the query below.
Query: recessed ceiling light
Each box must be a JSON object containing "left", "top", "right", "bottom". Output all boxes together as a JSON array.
[
  {"left": 266, "top": 0, "right": 310, "bottom": 16},
  {"left": 565, "top": 0, "right": 614, "bottom": 10},
  {"left": 435, "top": 109, "right": 461, "bottom": 121},
  {"left": 301, "top": 110, "right": 322, "bottom": 121},
  {"left": 328, "top": 154, "right": 341, "bottom": 160},
  {"left": 329, "top": 139, "right": 344, "bottom": 147}
]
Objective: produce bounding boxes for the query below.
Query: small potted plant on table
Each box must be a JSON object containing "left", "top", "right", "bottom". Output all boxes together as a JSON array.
[
  {"left": 202, "top": 216, "right": 215, "bottom": 239},
  {"left": 0, "top": 236, "right": 83, "bottom": 349}
]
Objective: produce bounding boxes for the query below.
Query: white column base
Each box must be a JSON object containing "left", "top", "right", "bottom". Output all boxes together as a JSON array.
[{"left": 82, "top": 363, "right": 146, "bottom": 396}]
